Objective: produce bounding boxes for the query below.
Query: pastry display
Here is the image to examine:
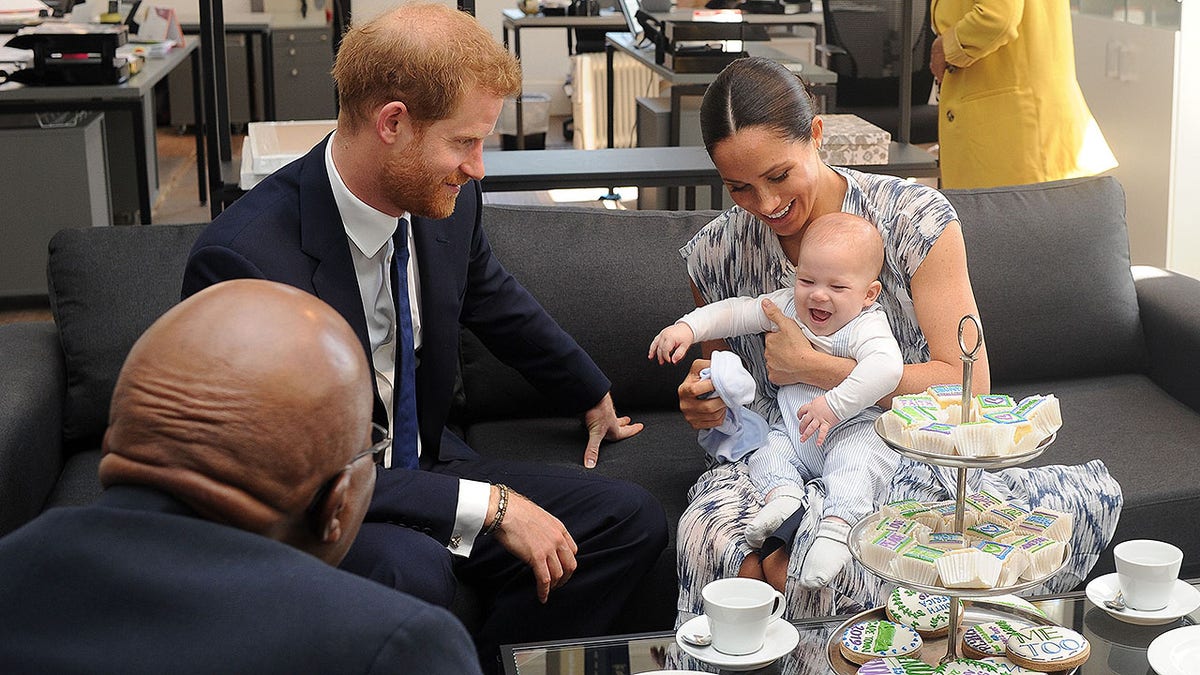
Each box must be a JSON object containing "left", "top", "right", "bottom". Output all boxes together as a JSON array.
[
  {"left": 1005, "top": 625, "right": 1090, "bottom": 671},
  {"left": 879, "top": 388, "right": 1060, "bottom": 457},
  {"left": 885, "top": 587, "right": 960, "bottom": 638},
  {"left": 839, "top": 620, "right": 923, "bottom": 665}
]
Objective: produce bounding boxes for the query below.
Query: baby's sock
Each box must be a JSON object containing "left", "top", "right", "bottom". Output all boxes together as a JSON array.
[
  {"left": 745, "top": 485, "right": 805, "bottom": 549},
  {"left": 799, "top": 517, "right": 852, "bottom": 588}
]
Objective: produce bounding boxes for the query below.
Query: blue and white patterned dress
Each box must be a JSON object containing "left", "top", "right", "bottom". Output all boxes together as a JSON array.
[{"left": 674, "top": 167, "right": 1123, "bottom": 628}]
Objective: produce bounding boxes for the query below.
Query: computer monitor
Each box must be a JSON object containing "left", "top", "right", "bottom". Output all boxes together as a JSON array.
[{"left": 616, "top": 0, "right": 643, "bottom": 41}]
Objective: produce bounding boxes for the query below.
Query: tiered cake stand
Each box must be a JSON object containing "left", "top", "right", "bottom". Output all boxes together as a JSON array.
[{"left": 826, "top": 316, "right": 1072, "bottom": 671}]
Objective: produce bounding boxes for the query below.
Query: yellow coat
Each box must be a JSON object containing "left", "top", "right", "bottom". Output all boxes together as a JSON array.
[{"left": 931, "top": 0, "right": 1117, "bottom": 189}]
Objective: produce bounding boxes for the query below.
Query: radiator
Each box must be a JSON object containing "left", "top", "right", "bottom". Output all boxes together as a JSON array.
[{"left": 571, "top": 52, "right": 660, "bottom": 149}]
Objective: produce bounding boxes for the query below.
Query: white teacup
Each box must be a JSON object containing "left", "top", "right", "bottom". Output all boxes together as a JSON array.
[
  {"left": 1114, "top": 539, "right": 1182, "bottom": 611},
  {"left": 701, "top": 578, "right": 786, "bottom": 655}
]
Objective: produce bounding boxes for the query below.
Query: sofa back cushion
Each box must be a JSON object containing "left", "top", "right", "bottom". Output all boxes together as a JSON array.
[
  {"left": 945, "top": 176, "right": 1146, "bottom": 384},
  {"left": 47, "top": 224, "right": 206, "bottom": 445},
  {"left": 458, "top": 205, "right": 714, "bottom": 421}
]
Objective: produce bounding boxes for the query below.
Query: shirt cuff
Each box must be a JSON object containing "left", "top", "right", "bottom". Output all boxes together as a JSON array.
[{"left": 447, "top": 478, "right": 490, "bottom": 557}]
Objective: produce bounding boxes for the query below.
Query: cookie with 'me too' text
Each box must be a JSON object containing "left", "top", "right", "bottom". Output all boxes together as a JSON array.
[{"left": 1005, "top": 625, "right": 1090, "bottom": 672}]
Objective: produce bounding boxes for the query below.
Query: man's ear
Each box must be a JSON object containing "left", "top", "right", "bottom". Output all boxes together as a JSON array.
[
  {"left": 310, "top": 470, "right": 352, "bottom": 544},
  {"left": 376, "top": 101, "right": 415, "bottom": 147},
  {"left": 864, "top": 280, "right": 882, "bottom": 306}
]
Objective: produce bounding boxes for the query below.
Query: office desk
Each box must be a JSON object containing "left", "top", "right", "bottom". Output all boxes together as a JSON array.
[
  {"left": 605, "top": 31, "right": 836, "bottom": 147},
  {"left": 0, "top": 39, "right": 202, "bottom": 224},
  {"left": 501, "top": 7, "right": 627, "bottom": 149}
]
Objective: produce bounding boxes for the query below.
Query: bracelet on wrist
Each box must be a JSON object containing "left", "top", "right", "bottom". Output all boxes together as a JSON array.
[{"left": 483, "top": 483, "right": 509, "bottom": 536}]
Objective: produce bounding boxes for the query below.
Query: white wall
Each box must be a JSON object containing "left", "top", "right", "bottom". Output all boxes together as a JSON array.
[{"left": 1168, "top": 1, "right": 1200, "bottom": 278}]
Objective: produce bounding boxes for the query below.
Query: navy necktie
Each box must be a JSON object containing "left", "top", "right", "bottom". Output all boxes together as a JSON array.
[{"left": 391, "top": 218, "right": 420, "bottom": 469}]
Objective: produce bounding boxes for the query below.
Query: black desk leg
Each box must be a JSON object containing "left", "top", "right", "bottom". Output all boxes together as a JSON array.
[
  {"left": 129, "top": 101, "right": 153, "bottom": 224},
  {"left": 606, "top": 43, "right": 615, "bottom": 149},
  {"left": 192, "top": 48, "right": 207, "bottom": 206},
  {"left": 262, "top": 31, "right": 276, "bottom": 121}
]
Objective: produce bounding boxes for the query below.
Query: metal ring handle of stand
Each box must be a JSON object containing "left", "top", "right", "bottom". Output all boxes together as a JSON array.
[{"left": 944, "top": 314, "right": 983, "bottom": 663}]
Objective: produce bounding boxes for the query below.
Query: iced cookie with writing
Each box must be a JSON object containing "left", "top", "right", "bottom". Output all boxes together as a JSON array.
[
  {"left": 885, "top": 587, "right": 961, "bottom": 638},
  {"left": 856, "top": 656, "right": 936, "bottom": 674},
  {"left": 839, "top": 620, "right": 923, "bottom": 665},
  {"left": 979, "top": 657, "right": 1038, "bottom": 674},
  {"left": 1005, "top": 625, "right": 1090, "bottom": 672},
  {"left": 960, "top": 620, "right": 1032, "bottom": 659},
  {"left": 934, "top": 658, "right": 1003, "bottom": 675}
]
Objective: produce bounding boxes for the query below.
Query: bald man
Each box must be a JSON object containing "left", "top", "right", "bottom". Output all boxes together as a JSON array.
[{"left": 0, "top": 279, "right": 481, "bottom": 675}]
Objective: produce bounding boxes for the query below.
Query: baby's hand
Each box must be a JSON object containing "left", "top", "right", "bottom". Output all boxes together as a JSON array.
[
  {"left": 797, "top": 395, "right": 839, "bottom": 446},
  {"left": 648, "top": 323, "right": 696, "bottom": 365}
]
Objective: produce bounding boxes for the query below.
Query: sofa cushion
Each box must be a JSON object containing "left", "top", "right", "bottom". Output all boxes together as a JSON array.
[
  {"left": 946, "top": 176, "right": 1146, "bottom": 384},
  {"left": 47, "top": 224, "right": 206, "bottom": 445},
  {"left": 459, "top": 205, "right": 716, "bottom": 421},
  {"left": 1003, "top": 373, "right": 1200, "bottom": 580}
]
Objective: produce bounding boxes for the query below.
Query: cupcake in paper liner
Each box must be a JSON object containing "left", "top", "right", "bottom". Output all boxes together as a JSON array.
[
  {"left": 1015, "top": 507, "right": 1073, "bottom": 543},
  {"left": 935, "top": 548, "right": 1002, "bottom": 589},
  {"left": 862, "top": 531, "right": 916, "bottom": 571},
  {"left": 925, "top": 532, "right": 966, "bottom": 552},
  {"left": 971, "top": 393, "right": 1015, "bottom": 420},
  {"left": 980, "top": 503, "right": 1031, "bottom": 531},
  {"left": 982, "top": 411, "right": 1037, "bottom": 456},
  {"left": 965, "top": 522, "right": 1014, "bottom": 546},
  {"left": 881, "top": 405, "right": 939, "bottom": 445},
  {"left": 974, "top": 540, "right": 1031, "bottom": 586},
  {"left": 909, "top": 422, "right": 957, "bottom": 456},
  {"left": 950, "top": 421, "right": 1011, "bottom": 457},
  {"left": 876, "top": 517, "right": 933, "bottom": 544},
  {"left": 924, "top": 500, "right": 960, "bottom": 532},
  {"left": 889, "top": 544, "right": 946, "bottom": 586},
  {"left": 1013, "top": 394, "right": 1062, "bottom": 438},
  {"left": 1011, "top": 535, "right": 1066, "bottom": 580}
]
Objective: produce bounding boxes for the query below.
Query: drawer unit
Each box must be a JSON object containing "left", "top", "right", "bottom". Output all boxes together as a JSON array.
[{"left": 272, "top": 26, "right": 336, "bottom": 120}]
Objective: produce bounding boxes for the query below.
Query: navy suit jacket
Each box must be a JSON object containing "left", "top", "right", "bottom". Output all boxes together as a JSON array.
[
  {"left": 0, "top": 486, "right": 481, "bottom": 675},
  {"left": 182, "top": 138, "right": 610, "bottom": 543}
]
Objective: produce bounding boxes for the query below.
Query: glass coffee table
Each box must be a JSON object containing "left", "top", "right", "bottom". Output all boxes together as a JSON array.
[{"left": 502, "top": 579, "right": 1200, "bottom": 674}]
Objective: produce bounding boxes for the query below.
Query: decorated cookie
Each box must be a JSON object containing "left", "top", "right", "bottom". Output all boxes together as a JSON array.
[
  {"left": 979, "top": 657, "right": 1038, "bottom": 674},
  {"left": 934, "top": 659, "right": 1003, "bottom": 675},
  {"left": 1005, "top": 625, "right": 1090, "bottom": 672},
  {"left": 840, "top": 620, "right": 923, "bottom": 665},
  {"left": 885, "top": 587, "right": 960, "bottom": 637},
  {"left": 961, "top": 620, "right": 1032, "bottom": 659},
  {"left": 857, "top": 656, "right": 937, "bottom": 674}
]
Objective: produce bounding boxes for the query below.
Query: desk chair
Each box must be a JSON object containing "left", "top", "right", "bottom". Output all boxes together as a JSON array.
[{"left": 819, "top": 0, "right": 938, "bottom": 144}]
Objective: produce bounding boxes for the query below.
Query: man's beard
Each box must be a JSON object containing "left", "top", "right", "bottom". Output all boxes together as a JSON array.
[{"left": 382, "top": 150, "right": 468, "bottom": 220}]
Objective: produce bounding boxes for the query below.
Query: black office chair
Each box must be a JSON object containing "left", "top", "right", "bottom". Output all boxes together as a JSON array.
[{"left": 819, "top": 0, "right": 939, "bottom": 144}]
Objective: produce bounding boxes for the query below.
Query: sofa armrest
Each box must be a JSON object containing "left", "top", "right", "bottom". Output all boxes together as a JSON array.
[
  {"left": 0, "top": 322, "right": 66, "bottom": 536},
  {"left": 1133, "top": 265, "right": 1200, "bottom": 412}
]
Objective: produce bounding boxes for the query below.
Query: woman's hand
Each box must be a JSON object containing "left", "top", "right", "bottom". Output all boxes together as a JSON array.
[
  {"left": 930, "top": 34, "right": 947, "bottom": 83},
  {"left": 678, "top": 359, "right": 726, "bottom": 430},
  {"left": 761, "top": 298, "right": 817, "bottom": 387}
]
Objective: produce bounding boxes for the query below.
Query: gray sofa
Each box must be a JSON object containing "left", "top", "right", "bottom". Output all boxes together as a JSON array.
[{"left": 2, "top": 175, "right": 1198, "bottom": 636}]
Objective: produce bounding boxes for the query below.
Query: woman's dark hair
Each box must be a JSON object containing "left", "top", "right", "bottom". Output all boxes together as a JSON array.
[{"left": 699, "top": 56, "right": 817, "bottom": 153}]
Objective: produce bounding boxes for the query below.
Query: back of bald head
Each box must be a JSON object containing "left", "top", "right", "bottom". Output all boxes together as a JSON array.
[
  {"left": 803, "top": 211, "right": 885, "bottom": 278},
  {"left": 100, "top": 279, "right": 372, "bottom": 537}
]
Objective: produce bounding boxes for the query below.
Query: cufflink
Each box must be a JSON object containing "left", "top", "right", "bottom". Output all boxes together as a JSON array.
[{"left": 449, "top": 535, "right": 461, "bottom": 549}]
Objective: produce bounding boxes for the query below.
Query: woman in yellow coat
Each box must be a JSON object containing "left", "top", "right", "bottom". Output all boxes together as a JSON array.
[{"left": 930, "top": 0, "right": 1117, "bottom": 189}]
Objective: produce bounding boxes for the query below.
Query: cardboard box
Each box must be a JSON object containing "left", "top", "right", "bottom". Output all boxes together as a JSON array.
[{"left": 818, "top": 114, "right": 890, "bottom": 165}]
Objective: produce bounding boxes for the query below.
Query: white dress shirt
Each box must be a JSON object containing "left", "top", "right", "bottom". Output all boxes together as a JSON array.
[{"left": 325, "top": 135, "right": 489, "bottom": 556}]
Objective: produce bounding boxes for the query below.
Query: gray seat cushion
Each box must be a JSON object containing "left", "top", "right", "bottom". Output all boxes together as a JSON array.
[
  {"left": 947, "top": 176, "right": 1146, "bottom": 384},
  {"left": 47, "top": 224, "right": 205, "bottom": 445}
]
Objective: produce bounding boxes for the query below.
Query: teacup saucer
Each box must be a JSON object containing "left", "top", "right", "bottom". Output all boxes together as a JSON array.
[
  {"left": 675, "top": 614, "right": 800, "bottom": 671},
  {"left": 1085, "top": 573, "right": 1200, "bottom": 625}
]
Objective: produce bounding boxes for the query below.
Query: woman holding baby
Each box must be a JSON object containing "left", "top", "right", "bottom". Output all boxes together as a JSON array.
[{"left": 672, "top": 57, "right": 1122, "bottom": 630}]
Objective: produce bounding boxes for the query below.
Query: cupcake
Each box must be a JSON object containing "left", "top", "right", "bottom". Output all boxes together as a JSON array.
[
  {"left": 965, "top": 522, "right": 1014, "bottom": 546},
  {"left": 1011, "top": 535, "right": 1066, "bottom": 580},
  {"left": 971, "top": 394, "right": 1015, "bottom": 419},
  {"left": 909, "top": 423, "right": 957, "bottom": 456},
  {"left": 1012, "top": 394, "right": 1062, "bottom": 438},
  {"left": 889, "top": 544, "right": 946, "bottom": 586},
  {"left": 862, "top": 531, "right": 916, "bottom": 571},
  {"left": 974, "top": 540, "right": 1030, "bottom": 586},
  {"left": 1015, "top": 508, "right": 1073, "bottom": 542},
  {"left": 935, "top": 548, "right": 1002, "bottom": 589},
  {"left": 980, "top": 504, "right": 1031, "bottom": 531},
  {"left": 951, "top": 421, "right": 1012, "bottom": 457},
  {"left": 925, "top": 532, "right": 966, "bottom": 552},
  {"left": 876, "top": 517, "right": 933, "bottom": 544}
]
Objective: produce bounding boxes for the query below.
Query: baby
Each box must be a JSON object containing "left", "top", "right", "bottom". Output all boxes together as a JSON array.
[{"left": 650, "top": 211, "right": 903, "bottom": 587}]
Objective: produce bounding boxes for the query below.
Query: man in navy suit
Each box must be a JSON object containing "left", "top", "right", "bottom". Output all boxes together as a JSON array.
[
  {"left": 182, "top": 3, "right": 668, "bottom": 670},
  {"left": 0, "top": 279, "right": 482, "bottom": 674}
]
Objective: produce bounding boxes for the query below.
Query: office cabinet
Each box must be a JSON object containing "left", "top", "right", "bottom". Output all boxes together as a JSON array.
[
  {"left": 0, "top": 112, "right": 110, "bottom": 298},
  {"left": 273, "top": 26, "right": 336, "bottom": 120},
  {"left": 168, "top": 34, "right": 260, "bottom": 127}
]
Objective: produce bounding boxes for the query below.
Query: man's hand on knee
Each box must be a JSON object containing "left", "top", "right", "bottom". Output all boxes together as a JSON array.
[{"left": 493, "top": 489, "right": 579, "bottom": 603}]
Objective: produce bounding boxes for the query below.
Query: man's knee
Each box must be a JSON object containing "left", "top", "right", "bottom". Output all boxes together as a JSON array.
[{"left": 339, "top": 523, "right": 456, "bottom": 607}]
